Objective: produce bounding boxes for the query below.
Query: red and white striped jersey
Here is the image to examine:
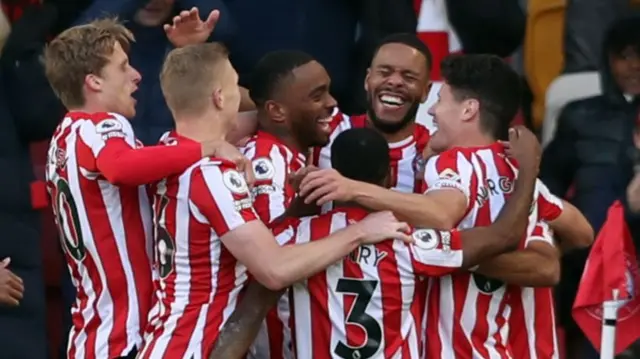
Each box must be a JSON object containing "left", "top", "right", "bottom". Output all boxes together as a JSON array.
[
  {"left": 241, "top": 131, "right": 304, "bottom": 359},
  {"left": 272, "top": 207, "right": 465, "bottom": 359},
  {"left": 422, "top": 142, "right": 564, "bottom": 359},
  {"left": 311, "top": 112, "right": 431, "bottom": 196},
  {"left": 508, "top": 221, "right": 560, "bottom": 359},
  {"left": 45, "top": 112, "right": 153, "bottom": 359},
  {"left": 242, "top": 130, "right": 306, "bottom": 223},
  {"left": 138, "top": 133, "right": 258, "bottom": 359}
]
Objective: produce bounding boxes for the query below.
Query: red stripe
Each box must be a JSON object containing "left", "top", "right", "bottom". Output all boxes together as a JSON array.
[
  {"left": 377, "top": 241, "right": 403, "bottom": 357},
  {"left": 308, "top": 216, "right": 333, "bottom": 359}
]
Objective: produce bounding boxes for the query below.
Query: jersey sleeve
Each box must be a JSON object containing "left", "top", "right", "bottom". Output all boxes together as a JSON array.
[
  {"left": 77, "top": 113, "right": 202, "bottom": 186},
  {"left": 423, "top": 150, "right": 474, "bottom": 205},
  {"left": 78, "top": 113, "right": 135, "bottom": 158},
  {"left": 189, "top": 161, "right": 258, "bottom": 236},
  {"left": 535, "top": 180, "right": 564, "bottom": 221},
  {"left": 244, "top": 143, "right": 289, "bottom": 223},
  {"left": 525, "top": 221, "right": 554, "bottom": 247},
  {"left": 409, "top": 228, "right": 464, "bottom": 276}
]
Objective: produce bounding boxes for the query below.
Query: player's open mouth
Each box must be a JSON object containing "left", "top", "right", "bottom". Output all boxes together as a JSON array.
[
  {"left": 377, "top": 91, "right": 407, "bottom": 111},
  {"left": 317, "top": 116, "right": 333, "bottom": 134}
]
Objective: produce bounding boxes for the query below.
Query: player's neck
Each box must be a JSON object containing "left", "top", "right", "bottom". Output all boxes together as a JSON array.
[
  {"left": 68, "top": 103, "right": 108, "bottom": 115},
  {"left": 365, "top": 117, "right": 416, "bottom": 144},
  {"left": 257, "top": 117, "right": 306, "bottom": 153},
  {"left": 175, "top": 113, "right": 227, "bottom": 143},
  {"left": 450, "top": 130, "right": 495, "bottom": 149}
]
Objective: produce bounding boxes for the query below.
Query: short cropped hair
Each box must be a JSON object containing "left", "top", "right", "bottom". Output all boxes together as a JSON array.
[
  {"left": 372, "top": 33, "right": 433, "bottom": 72},
  {"left": 249, "top": 50, "right": 315, "bottom": 106},
  {"left": 160, "top": 43, "right": 229, "bottom": 116},
  {"left": 441, "top": 54, "right": 521, "bottom": 140},
  {"left": 331, "top": 128, "right": 390, "bottom": 185},
  {"left": 44, "top": 18, "right": 134, "bottom": 109},
  {"left": 604, "top": 16, "right": 640, "bottom": 56}
]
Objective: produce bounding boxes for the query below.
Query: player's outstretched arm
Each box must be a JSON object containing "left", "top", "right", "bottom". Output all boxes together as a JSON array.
[
  {"left": 548, "top": 199, "right": 594, "bottom": 251},
  {"left": 298, "top": 170, "right": 467, "bottom": 229},
  {"left": 83, "top": 117, "right": 252, "bottom": 186},
  {"left": 208, "top": 281, "right": 283, "bottom": 359},
  {"left": 220, "top": 211, "right": 411, "bottom": 291}
]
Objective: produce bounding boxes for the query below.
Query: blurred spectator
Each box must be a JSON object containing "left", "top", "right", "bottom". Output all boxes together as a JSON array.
[
  {"left": 74, "top": 0, "right": 235, "bottom": 145},
  {"left": 0, "top": 1, "right": 68, "bottom": 358},
  {"left": 540, "top": 16, "right": 640, "bottom": 359},
  {"left": 563, "top": 0, "right": 631, "bottom": 73}
]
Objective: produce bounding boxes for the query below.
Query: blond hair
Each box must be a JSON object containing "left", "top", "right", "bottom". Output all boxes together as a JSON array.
[
  {"left": 160, "top": 42, "right": 230, "bottom": 116},
  {"left": 43, "top": 18, "right": 134, "bottom": 108}
]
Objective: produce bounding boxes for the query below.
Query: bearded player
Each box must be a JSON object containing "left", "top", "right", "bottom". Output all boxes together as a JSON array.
[
  {"left": 300, "top": 54, "right": 593, "bottom": 358},
  {"left": 210, "top": 124, "right": 542, "bottom": 359},
  {"left": 310, "top": 33, "right": 433, "bottom": 199}
]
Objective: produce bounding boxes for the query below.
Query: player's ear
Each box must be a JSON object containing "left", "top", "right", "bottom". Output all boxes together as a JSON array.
[
  {"left": 461, "top": 98, "right": 480, "bottom": 122},
  {"left": 85, "top": 74, "right": 102, "bottom": 92},
  {"left": 265, "top": 100, "right": 286, "bottom": 123},
  {"left": 364, "top": 68, "right": 371, "bottom": 93},
  {"left": 212, "top": 87, "right": 224, "bottom": 110}
]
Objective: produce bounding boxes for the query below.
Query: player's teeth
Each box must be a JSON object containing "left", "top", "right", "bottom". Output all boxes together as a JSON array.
[{"left": 380, "top": 95, "right": 404, "bottom": 105}]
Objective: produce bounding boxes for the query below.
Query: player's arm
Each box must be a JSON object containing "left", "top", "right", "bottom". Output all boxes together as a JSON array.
[
  {"left": 548, "top": 199, "right": 594, "bottom": 252},
  {"left": 299, "top": 150, "right": 470, "bottom": 229},
  {"left": 411, "top": 146, "right": 538, "bottom": 276},
  {"left": 209, "top": 280, "right": 283, "bottom": 359},
  {"left": 79, "top": 116, "right": 204, "bottom": 186},
  {"left": 475, "top": 221, "right": 561, "bottom": 287},
  {"left": 209, "top": 222, "right": 297, "bottom": 359},
  {"left": 79, "top": 116, "right": 250, "bottom": 186},
  {"left": 191, "top": 163, "right": 410, "bottom": 291}
]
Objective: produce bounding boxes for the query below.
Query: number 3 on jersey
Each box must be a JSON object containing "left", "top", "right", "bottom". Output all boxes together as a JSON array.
[
  {"left": 155, "top": 194, "right": 176, "bottom": 279},
  {"left": 51, "top": 178, "right": 86, "bottom": 261},
  {"left": 334, "top": 278, "right": 382, "bottom": 359}
]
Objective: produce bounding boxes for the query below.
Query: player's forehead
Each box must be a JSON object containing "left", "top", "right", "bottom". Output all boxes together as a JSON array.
[
  {"left": 372, "top": 43, "right": 427, "bottom": 74},
  {"left": 290, "top": 61, "right": 330, "bottom": 91},
  {"left": 106, "top": 41, "right": 129, "bottom": 66}
]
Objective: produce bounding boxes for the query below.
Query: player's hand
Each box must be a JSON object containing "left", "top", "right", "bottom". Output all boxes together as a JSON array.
[
  {"left": 201, "top": 140, "right": 255, "bottom": 187},
  {"left": 164, "top": 7, "right": 219, "bottom": 48},
  {"left": 502, "top": 125, "right": 541, "bottom": 174},
  {"left": 299, "top": 169, "right": 356, "bottom": 205},
  {"left": 0, "top": 258, "right": 23, "bottom": 307},
  {"left": 289, "top": 166, "right": 319, "bottom": 193},
  {"left": 355, "top": 211, "right": 413, "bottom": 244}
]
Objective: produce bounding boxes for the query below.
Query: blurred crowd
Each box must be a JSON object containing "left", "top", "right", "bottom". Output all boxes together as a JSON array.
[{"left": 0, "top": 0, "right": 639, "bottom": 358}]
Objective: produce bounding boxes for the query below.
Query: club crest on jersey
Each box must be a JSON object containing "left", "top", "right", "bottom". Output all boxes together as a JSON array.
[
  {"left": 222, "top": 170, "right": 249, "bottom": 195},
  {"left": 252, "top": 157, "right": 275, "bottom": 180},
  {"left": 413, "top": 229, "right": 440, "bottom": 250}
]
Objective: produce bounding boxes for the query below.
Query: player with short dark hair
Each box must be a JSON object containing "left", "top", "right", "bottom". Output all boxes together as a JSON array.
[
  {"left": 211, "top": 125, "right": 543, "bottom": 359},
  {"left": 237, "top": 49, "right": 337, "bottom": 359}
]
